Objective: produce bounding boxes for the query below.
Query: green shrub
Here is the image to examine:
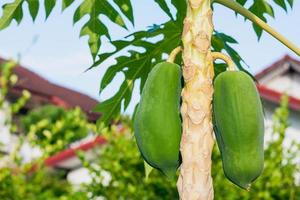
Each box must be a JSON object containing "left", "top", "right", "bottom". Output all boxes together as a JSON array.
[
  {"left": 0, "top": 166, "right": 87, "bottom": 200},
  {"left": 80, "top": 123, "right": 179, "bottom": 200},
  {"left": 21, "top": 105, "right": 95, "bottom": 155}
]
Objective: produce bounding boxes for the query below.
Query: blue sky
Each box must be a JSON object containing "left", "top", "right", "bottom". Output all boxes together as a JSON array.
[{"left": 0, "top": 0, "right": 299, "bottom": 113}]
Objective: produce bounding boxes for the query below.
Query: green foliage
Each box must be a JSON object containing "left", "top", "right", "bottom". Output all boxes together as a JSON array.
[
  {"left": 21, "top": 105, "right": 95, "bottom": 156},
  {"left": 80, "top": 124, "right": 179, "bottom": 200},
  {"left": 236, "top": 0, "right": 293, "bottom": 38},
  {"left": 73, "top": 0, "right": 133, "bottom": 59},
  {"left": 212, "top": 31, "right": 248, "bottom": 73},
  {"left": 93, "top": 21, "right": 183, "bottom": 125},
  {"left": 0, "top": 166, "right": 87, "bottom": 200},
  {"left": 0, "top": 60, "right": 31, "bottom": 113},
  {"left": 0, "top": 0, "right": 295, "bottom": 125},
  {"left": 0, "top": 61, "right": 87, "bottom": 200},
  {"left": 0, "top": 60, "right": 30, "bottom": 136},
  {"left": 0, "top": 0, "right": 293, "bottom": 59},
  {"left": 0, "top": 0, "right": 134, "bottom": 60}
]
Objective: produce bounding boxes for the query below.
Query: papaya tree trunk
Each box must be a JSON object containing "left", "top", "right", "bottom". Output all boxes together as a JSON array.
[{"left": 177, "top": 0, "right": 215, "bottom": 199}]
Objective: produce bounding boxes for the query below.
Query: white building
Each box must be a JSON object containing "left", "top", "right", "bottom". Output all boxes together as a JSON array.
[{"left": 256, "top": 55, "right": 300, "bottom": 144}]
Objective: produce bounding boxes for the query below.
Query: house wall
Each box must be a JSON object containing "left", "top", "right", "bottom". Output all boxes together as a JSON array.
[
  {"left": 266, "top": 73, "right": 300, "bottom": 99},
  {"left": 263, "top": 100, "right": 300, "bottom": 147}
]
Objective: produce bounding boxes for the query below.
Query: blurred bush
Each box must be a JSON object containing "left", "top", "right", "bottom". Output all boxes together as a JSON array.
[
  {"left": 80, "top": 121, "right": 179, "bottom": 200},
  {"left": 0, "top": 166, "right": 87, "bottom": 200},
  {"left": 21, "top": 105, "right": 95, "bottom": 156}
]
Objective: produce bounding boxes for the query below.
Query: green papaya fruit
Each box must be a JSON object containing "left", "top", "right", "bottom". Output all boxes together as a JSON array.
[
  {"left": 213, "top": 71, "right": 264, "bottom": 190},
  {"left": 134, "top": 62, "right": 182, "bottom": 178}
]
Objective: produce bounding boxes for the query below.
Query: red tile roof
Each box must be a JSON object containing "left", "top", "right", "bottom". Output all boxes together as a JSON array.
[
  {"left": 257, "top": 84, "right": 300, "bottom": 111},
  {"left": 255, "top": 55, "right": 300, "bottom": 111},
  {"left": 44, "top": 136, "right": 107, "bottom": 167},
  {"left": 0, "top": 58, "right": 100, "bottom": 121},
  {"left": 44, "top": 126, "right": 126, "bottom": 169}
]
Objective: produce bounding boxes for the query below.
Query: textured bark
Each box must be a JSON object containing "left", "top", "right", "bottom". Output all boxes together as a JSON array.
[{"left": 177, "top": 0, "right": 215, "bottom": 200}]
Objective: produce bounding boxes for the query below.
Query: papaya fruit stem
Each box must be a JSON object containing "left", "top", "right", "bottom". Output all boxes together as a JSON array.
[
  {"left": 167, "top": 46, "right": 182, "bottom": 63},
  {"left": 178, "top": 0, "right": 215, "bottom": 199},
  {"left": 212, "top": 52, "right": 235, "bottom": 71},
  {"left": 213, "top": 0, "right": 300, "bottom": 56}
]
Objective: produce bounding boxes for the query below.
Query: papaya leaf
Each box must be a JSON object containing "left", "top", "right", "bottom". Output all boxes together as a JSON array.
[
  {"left": 0, "top": 0, "right": 23, "bottom": 30},
  {"left": 113, "top": 0, "right": 134, "bottom": 24},
  {"left": 287, "top": 0, "right": 293, "bottom": 7},
  {"left": 273, "top": 0, "right": 287, "bottom": 11},
  {"left": 0, "top": 0, "right": 134, "bottom": 61},
  {"left": 172, "top": 1, "right": 186, "bottom": 22},
  {"left": 214, "top": 63, "right": 227, "bottom": 78},
  {"left": 62, "top": 0, "right": 75, "bottom": 11},
  {"left": 212, "top": 31, "right": 248, "bottom": 72},
  {"left": 73, "top": 0, "right": 133, "bottom": 60},
  {"left": 44, "top": 0, "right": 56, "bottom": 19},
  {"left": 26, "top": 0, "right": 39, "bottom": 21},
  {"left": 228, "top": 0, "right": 294, "bottom": 39},
  {"left": 236, "top": 0, "right": 247, "bottom": 5},
  {"left": 94, "top": 79, "right": 134, "bottom": 125},
  {"left": 154, "top": 0, "right": 174, "bottom": 20},
  {"left": 93, "top": 21, "right": 182, "bottom": 125},
  {"left": 248, "top": 0, "right": 274, "bottom": 39},
  {"left": 151, "top": 0, "right": 186, "bottom": 21}
]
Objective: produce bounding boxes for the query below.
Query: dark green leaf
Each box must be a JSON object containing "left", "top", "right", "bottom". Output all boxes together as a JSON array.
[
  {"left": 62, "top": 0, "right": 75, "bottom": 11},
  {"left": 213, "top": 31, "right": 249, "bottom": 73},
  {"left": 73, "top": 0, "right": 133, "bottom": 60},
  {"left": 236, "top": 0, "right": 247, "bottom": 5},
  {"left": 26, "top": 0, "right": 39, "bottom": 21},
  {"left": 94, "top": 80, "right": 134, "bottom": 125},
  {"left": 0, "top": 0, "right": 24, "bottom": 30},
  {"left": 92, "top": 20, "right": 182, "bottom": 125},
  {"left": 223, "top": 0, "right": 294, "bottom": 39},
  {"left": 154, "top": 0, "right": 173, "bottom": 20},
  {"left": 44, "top": 0, "right": 56, "bottom": 19},
  {"left": 113, "top": 0, "right": 134, "bottom": 24},
  {"left": 170, "top": 0, "right": 187, "bottom": 21},
  {"left": 248, "top": 0, "right": 274, "bottom": 38},
  {"left": 80, "top": 19, "right": 109, "bottom": 60},
  {"left": 214, "top": 63, "right": 227, "bottom": 77},
  {"left": 273, "top": 0, "right": 287, "bottom": 11},
  {"left": 287, "top": 0, "right": 293, "bottom": 7}
]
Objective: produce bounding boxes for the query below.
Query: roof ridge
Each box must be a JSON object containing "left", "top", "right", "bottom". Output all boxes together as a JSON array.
[
  {"left": 255, "top": 54, "right": 294, "bottom": 79},
  {"left": 0, "top": 57, "right": 100, "bottom": 121}
]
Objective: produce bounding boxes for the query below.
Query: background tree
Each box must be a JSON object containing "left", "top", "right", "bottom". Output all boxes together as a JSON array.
[
  {"left": 0, "top": 0, "right": 299, "bottom": 199},
  {"left": 21, "top": 105, "right": 95, "bottom": 156}
]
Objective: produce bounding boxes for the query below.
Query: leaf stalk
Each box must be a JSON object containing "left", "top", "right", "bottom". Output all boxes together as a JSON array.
[
  {"left": 167, "top": 47, "right": 182, "bottom": 63},
  {"left": 214, "top": 0, "right": 300, "bottom": 56}
]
